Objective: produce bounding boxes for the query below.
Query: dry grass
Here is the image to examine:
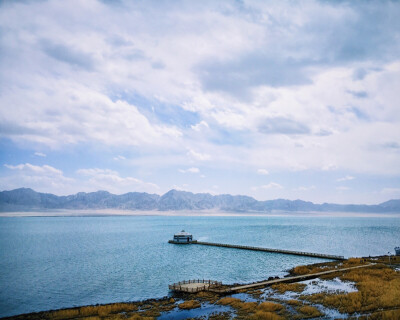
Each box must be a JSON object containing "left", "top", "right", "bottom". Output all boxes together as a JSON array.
[
  {"left": 216, "top": 297, "right": 258, "bottom": 312},
  {"left": 302, "top": 265, "right": 400, "bottom": 315},
  {"left": 297, "top": 305, "right": 323, "bottom": 317},
  {"left": 292, "top": 264, "right": 333, "bottom": 275},
  {"left": 49, "top": 303, "right": 139, "bottom": 319},
  {"left": 345, "top": 257, "right": 364, "bottom": 265},
  {"left": 195, "top": 291, "right": 219, "bottom": 303},
  {"left": 353, "top": 308, "right": 400, "bottom": 320},
  {"left": 126, "top": 314, "right": 155, "bottom": 320},
  {"left": 217, "top": 299, "right": 286, "bottom": 318},
  {"left": 239, "top": 302, "right": 259, "bottom": 313},
  {"left": 208, "top": 312, "right": 232, "bottom": 320},
  {"left": 300, "top": 292, "right": 324, "bottom": 303},
  {"left": 195, "top": 291, "right": 211, "bottom": 298},
  {"left": 286, "top": 299, "right": 301, "bottom": 306},
  {"left": 257, "top": 302, "right": 284, "bottom": 312},
  {"left": 50, "top": 309, "right": 80, "bottom": 319},
  {"left": 249, "top": 311, "right": 283, "bottom": 320},
  {"left": 271, "top": 282, "right": 306, "bottom": 294},
  {"left": 138, "top": 309, "right": 160, "bottom": 318},
  {"left": 177, "top": 300, "right": 201, "bottom": 310},
  {"left": 217, "top": 297, "right": 243, "bottom": 307}
]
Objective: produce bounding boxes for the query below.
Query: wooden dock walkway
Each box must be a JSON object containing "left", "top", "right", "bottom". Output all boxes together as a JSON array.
[
  {"left": 193, "top": 241, "right": 345, "bottom": 260},
  {"left": 169, "top": 280, "right": 222, "bottom": 293},
  {"left": 209, "top": 263, "right": 374, "bottom": 294}
]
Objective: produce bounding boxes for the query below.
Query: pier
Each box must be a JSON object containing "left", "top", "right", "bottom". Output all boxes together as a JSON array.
[
  {"left": 212, "top": 263, "right": 374, "bottom": 293},
  {"left": 169, "top": 280, "right": 222, "bottom": 293},
  {"left": 193, "top": 241, "right": 345, "bottom": 260},
  {"left": 170, "top": 264, "right": 374, "bottom": 294}
]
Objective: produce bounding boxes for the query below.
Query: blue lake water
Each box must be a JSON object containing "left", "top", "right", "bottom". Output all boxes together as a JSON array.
[{"left": 0, "top": 215, "right": 399, "bottom": 317}]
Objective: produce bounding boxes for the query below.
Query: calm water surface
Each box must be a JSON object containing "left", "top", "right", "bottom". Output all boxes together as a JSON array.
[{"left": 0, "top": 215, "right": 399, "bottom": 317}]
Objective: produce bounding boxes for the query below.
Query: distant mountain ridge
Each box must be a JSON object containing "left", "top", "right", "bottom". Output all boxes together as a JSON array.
[{"left": 0, "top": 188, "right": 399, "bottom": 213}]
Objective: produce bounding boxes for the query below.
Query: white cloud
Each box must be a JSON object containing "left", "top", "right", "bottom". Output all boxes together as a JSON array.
[
  {"left": 336, "top": 175, "right": 355, "bottom": 182},
  {"left": 257, "top": 169, "right": 269, "bottom": 175},
  {"left": 0, "top": 164, "right": 160, "bottom": 195},
  {"left": 34, "top": 152, "right": 46, "bottom": 157},
  {"left": 322, "top": 164, "right": 338, "bottom": 171},
  {"left": 1, "top": 1, "right": 400, "bottom": 203},
  {"left": 76, "top": 168, "right": 159, "bottom": 193},
  {"left": 5, "top": 163, "right": 63, "bottom": 175},
  {"left": 179, "top": 167, "right": 200, "bottom": 174},
  {"left": 1, "top": 163, "right": 74, "bottom": 194},
  {"left": 77, "top": 168, "right": 119, "bottom": 176},
  {"left": 254, "top": 182, "right": 284, "bottom": 190},
  {"left": 191, "top": 121, "right": 209, "bottom": 132},
  {"left": 187, "top": 149, "right": 211, "bottom": 161},
  {"left": 113, "top": 155, "right": 126, "bottom": 161}
]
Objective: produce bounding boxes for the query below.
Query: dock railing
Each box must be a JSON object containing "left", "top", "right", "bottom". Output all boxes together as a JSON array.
[
  {"left": 168, "top": 279, "right": 223, "bottom": 293},
  {"left": 194, "top": 241, "right": 345, "bottom": 260}
]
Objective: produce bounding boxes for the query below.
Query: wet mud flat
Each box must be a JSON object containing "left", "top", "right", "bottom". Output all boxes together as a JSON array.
[{"left": 3, "top": 256, "right": 400, "bottom": 320}]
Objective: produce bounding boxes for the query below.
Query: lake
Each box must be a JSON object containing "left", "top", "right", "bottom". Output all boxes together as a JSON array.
[{"left": 0, "top": 215, "right": 399, "bottom": 317}]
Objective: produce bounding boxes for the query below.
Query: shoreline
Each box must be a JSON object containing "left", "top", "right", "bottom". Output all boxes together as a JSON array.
[
  {"left": 1, "top": 209, "right": 400, "bottom": 218},
  {"left": 3, "top": 255, "right": 400, "bottom": 320}
]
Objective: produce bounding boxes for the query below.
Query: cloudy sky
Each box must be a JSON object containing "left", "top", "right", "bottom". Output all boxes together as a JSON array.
[{"left": 1, "top": 0, "right": 400, "bottom": 204}]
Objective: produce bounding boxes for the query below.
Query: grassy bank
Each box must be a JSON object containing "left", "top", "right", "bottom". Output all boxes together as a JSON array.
[{"left": 3, "top": 256, "right": 400, "bottom": 320}]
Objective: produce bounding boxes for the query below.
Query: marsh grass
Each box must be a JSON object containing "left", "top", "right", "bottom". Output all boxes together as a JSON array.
[
  {"left": 257, "top": 302, "right": 284, "bottom": 312},
  {"left": 352, "top": 308, "right": 400, "bottom": 320},
  {"left": 301, "top": 264, "right": 400, "bottom": 315},
  {"left": 37, "top": 300, "right": 167, "bottom": 320},
  {"left": 8, "top": 257, "right": 399, "bottom": 320},
  {"left": 217, "top": 297, "right": 257, "bottom": 312},
  {"left": 271, "top": 282, "right": 306, "bottom": 294},
  {"left": 249, "top": 311, "right": 283, "bottom": 320},
  {"left": 177, "top": 300, "right": 201, "bottom": 309},
  {"left": 247, "top": 289, "right": 264, "bottom": 298},
  {"left": 217, "top": 298, "right": 286, "bottom": 319},
  {"left": 297, "top": 305, "right": 323, "bottom": 317},
  {"left": 292, "top": 264, "right": 334, "bottom": 275},
  {"left": 286, "top": 299, "right": 301, "bottom": 306},
  {"left": 195, "top": 291, "right": 219, "bottom": 303},
  {"left": 126, "top": 315, "right": 155, "bottom": 320}
]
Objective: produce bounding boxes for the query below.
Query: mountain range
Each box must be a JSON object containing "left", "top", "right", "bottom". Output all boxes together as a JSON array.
[{"left": 0, "top": 188, "right": 399, "bottom": 213}]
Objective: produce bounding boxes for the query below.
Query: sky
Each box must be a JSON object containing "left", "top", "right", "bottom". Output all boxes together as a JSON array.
[{"left": 0, "top": 0, "right": 400, "bottom": 204}]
